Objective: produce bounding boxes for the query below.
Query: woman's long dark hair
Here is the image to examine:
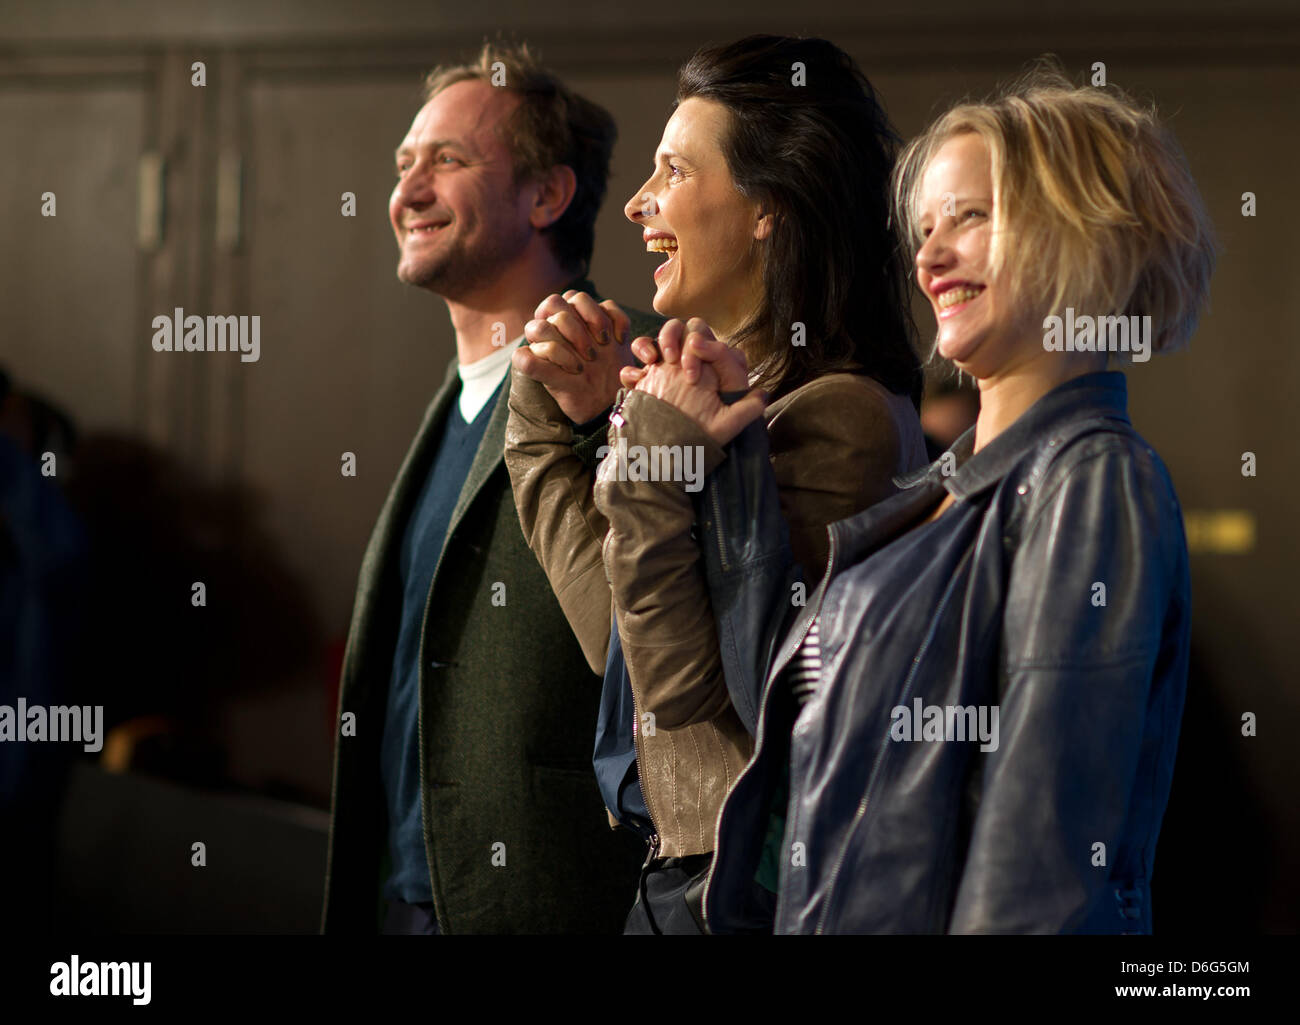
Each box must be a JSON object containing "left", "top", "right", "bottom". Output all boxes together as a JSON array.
[{"left": 677, "top": 35, "right": 922, "bottom": 406}]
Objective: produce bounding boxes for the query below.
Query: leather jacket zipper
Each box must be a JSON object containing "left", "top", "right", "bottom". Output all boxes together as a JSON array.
[
  {"left": 709, "top": 482, "right": 730, "bottom": 574},
  {"left": 701, "top": 525, "right": 839, "bottom": 933},
  {"left": 628, "top": 664, "right": 665, "bottom": 861},
  {"left": 811, "top": 545, "right": 972, "bottom": 934}
]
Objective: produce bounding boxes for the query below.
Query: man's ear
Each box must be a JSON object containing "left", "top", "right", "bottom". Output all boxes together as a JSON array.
[
  {"left": 754, "top": 210, "right": 774, "bottom": 241},
  {"left": 529, "top": 165, "right": 578, "bottom": 230}
]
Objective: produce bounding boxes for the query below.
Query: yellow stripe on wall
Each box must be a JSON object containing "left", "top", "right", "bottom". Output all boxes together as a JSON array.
[{"left": 1184, "top": 510, "right": 1257, "bottom": 554}]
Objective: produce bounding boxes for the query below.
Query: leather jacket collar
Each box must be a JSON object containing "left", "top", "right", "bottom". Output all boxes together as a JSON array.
[{"left": 897, "top": 371, "right": 1132, "bottom": 498}]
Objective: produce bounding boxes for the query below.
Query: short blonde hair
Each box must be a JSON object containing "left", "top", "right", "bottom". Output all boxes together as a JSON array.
[{"left": 892, "top": 61, "right": 1216, "bottom": 356}]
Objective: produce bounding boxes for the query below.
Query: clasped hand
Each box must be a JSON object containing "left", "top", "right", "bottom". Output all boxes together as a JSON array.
[
  {"left": 513, "top": 291, "right": 767, "bottom": 445},
  {"left": 512, "top": 290, "right": 636, "bottom": 425},
  {"left": 621, "top": 318, "right": 767, "bottom": 447}
]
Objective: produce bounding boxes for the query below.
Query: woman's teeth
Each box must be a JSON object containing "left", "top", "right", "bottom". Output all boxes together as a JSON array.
[
  {"left": 937, "top": 286, "right": 982, "bottom": 309},
  {"left": 646, "top": 238, "right": 678, "bottom": 254}
]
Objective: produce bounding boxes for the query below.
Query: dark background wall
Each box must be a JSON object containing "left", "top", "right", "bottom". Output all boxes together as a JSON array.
[{"left": 1, "top": 0, "right": 1295, "bottom": 932}]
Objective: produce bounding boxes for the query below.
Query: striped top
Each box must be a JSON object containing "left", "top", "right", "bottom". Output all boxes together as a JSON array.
[
  {"left": 754, "top": 615, "right": 823, "bottom": 895},
  {"left": 788, "top": 617, "right": 822, "bottom": 707}
]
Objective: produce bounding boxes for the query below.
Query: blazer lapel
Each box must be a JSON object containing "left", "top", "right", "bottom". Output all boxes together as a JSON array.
[
  {"left": 343, "top": 358, "right": 459, "bottom": 684},
  {"left": 390, "top": 273, "right": 596, "bottom": 580}
]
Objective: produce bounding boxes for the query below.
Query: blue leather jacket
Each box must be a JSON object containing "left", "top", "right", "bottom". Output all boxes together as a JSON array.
[{"left": 697, "top": 372, "right": 1190, "bottom": 933}]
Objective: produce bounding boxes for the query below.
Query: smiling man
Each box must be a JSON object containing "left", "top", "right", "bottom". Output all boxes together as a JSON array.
[{"left": 321, "top": 43, "right": 657, "bottom": 935}]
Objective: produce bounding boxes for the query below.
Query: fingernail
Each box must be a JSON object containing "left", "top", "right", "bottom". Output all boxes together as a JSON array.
[{"left": 588, "top": 347, "right": 597, "bottom": 359}]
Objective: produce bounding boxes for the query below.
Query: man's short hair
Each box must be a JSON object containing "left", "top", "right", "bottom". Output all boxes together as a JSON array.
[{"left": 422, "top": 42, "right": 617, "bottom": 276}]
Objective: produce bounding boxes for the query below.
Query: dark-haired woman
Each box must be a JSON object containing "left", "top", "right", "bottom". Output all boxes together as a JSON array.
[{"left": 504, "top": 35, "right": 926, "bottom": 932}]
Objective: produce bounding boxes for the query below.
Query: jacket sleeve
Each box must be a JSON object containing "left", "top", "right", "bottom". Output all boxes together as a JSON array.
[
  {"left": 503, "top": 365, "right": 614, "bottom": 674},
  {"left": 947, "top": 439, "right": 1189, "bottom": 933},
  {"left": 596, "top": 375, "right": 906, "bottom": 732},
  {"left": 694, "top": 413, "right": 801, "bottom": 736}
]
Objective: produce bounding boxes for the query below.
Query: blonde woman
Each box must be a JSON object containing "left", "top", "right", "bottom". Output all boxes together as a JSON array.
[{"left": 644, "top": 64, "right": 1216, "bottom": 933}]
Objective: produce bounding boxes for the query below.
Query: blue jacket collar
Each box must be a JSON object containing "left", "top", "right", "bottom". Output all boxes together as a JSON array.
[{"left": 899, "top": 371, "right": 1132, "bottom": 500}]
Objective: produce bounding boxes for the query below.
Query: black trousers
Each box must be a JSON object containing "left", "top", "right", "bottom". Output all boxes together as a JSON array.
[{"left": 623, "top": 853, "right": 713, "bottom": 935}]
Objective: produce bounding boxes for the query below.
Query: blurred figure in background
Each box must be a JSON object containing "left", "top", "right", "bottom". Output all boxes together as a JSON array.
[
  {"left": 0, "top": 368, "right": 87, "bottom": 931},
  {"left": 920, "top": 373, "right": 979, "bottom": 461}
]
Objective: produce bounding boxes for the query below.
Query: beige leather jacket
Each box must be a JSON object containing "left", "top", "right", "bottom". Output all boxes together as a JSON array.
[{"left": 505, "top": 366, "right": 927, "bottom": 857}]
